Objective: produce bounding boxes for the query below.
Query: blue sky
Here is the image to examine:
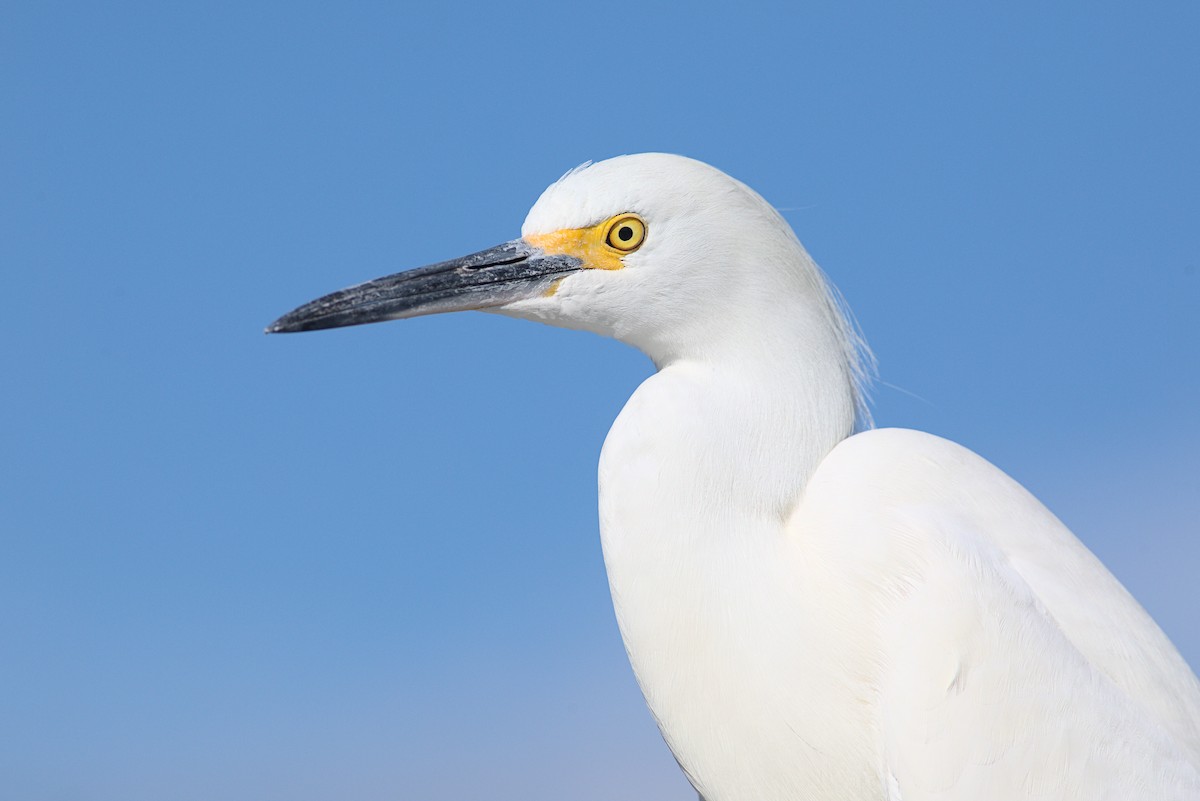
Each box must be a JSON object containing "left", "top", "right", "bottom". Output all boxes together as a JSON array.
[{"left": 2, "top": 2, "right": 1197, "bottom": 799}]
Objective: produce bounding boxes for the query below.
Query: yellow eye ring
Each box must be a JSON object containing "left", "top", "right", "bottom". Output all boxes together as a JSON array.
[{"left": 604, "top": 215, "right": 646, "bottom": 252}]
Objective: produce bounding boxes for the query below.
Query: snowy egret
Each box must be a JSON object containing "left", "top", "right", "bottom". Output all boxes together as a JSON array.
[{"left": 268, "top": 154, "right": 1200, "bottom": 800}]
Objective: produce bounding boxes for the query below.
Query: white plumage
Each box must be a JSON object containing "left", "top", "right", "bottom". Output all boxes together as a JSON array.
[
  {"left": 521, "top": 154, "right": 1200, "bottom": 800},
  {"left": 273, "top": 153, "right": 1200, "bottom": 800}
]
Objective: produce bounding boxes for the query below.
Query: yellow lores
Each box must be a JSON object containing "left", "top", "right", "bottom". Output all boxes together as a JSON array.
[{"left": 526, "top": 213, "right": 646, "bottom": 273}]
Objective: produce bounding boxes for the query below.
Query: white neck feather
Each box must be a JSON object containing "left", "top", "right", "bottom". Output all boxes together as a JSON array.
[{"left": 595, "top": 270, "right": 867, "bottom": 796}]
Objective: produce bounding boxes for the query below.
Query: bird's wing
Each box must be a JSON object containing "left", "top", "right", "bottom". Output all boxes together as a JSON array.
[
  {"left": 876, "top": 506, "right": 1198, "bottom": 800},
  {"left": 800, "top": 428, "right": 1200, "bottom": 800}
]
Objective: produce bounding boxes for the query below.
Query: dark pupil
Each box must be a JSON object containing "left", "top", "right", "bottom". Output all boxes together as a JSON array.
[{"left": 618, "top": 226, "right": 634, "bottom": 242}]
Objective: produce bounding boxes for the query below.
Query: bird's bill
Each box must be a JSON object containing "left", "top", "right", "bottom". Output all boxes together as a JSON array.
[{"left": 265, "top": 239, "right": 582, "bottom": 334}]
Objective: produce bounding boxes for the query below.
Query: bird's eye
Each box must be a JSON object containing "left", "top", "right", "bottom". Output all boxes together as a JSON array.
[{"left": 604, "top": 215, "right": 646, "bottom": 252}]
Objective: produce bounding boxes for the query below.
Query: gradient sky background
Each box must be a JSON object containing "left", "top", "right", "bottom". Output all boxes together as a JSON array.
[{"left": 3, "top": 3, "right": 1198, "bottom": 799}]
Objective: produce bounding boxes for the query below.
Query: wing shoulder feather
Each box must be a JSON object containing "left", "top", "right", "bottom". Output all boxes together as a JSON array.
[{"left": 796, "top": 428, "right": 1200, "bottom": 799}]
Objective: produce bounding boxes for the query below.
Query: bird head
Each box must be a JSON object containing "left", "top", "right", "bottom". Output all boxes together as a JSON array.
[{"left": 268, "top": 153, "right": 863, "bottom": 375}]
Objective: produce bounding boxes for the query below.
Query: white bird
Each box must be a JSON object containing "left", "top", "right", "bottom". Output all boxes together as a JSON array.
[{"left": 268, "top": 154, "right": 1200, "bottom": 800}]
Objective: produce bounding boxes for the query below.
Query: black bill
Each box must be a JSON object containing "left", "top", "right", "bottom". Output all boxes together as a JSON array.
[{"left": 266, "top": 239, "right": 582, "bottom": 334}]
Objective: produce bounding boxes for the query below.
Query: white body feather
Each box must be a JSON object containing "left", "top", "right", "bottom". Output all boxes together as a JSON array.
[{"left": 602, "top": 407, "right": 1200, "bottom": 799}]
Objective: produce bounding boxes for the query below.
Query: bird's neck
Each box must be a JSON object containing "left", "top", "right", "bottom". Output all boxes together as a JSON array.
[
  {"left": 602, "top": 321, "right": 859, "bottom": 526},
  {"left": 596, "top": 327, "right": 860, "bottom": 795}
]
